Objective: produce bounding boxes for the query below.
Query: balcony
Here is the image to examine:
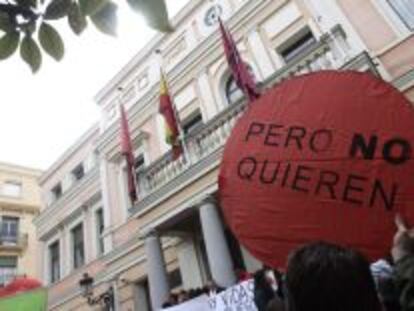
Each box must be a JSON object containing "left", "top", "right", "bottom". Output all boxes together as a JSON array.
[
  {"left": 130, "top": 28, "right": 378, "bottom": 215},
  {"left": 0, "top": 233, "right": 28, "bottom": 252}
]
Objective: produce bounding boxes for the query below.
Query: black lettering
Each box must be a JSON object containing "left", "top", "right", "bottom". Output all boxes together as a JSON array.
[
  {"left": 382, "top": 138, "right": 411, "bottom": 165},
  {"left": 237, "top": 157, "right": 257, "bottom": 181},
  {"left": 349, "top": 134, "right": 377, "bottom": 160},
  {"left": 264, "top": 124, "right": 284, "bottom": 146},
  {"left": 315, "top": 170, "right": 339, "bottom": 199},
  {"left": 281, "top": 163, "right": 291, "bottom": 187},
  {"left": 245, "top": 122, "right": 265, "bottom": 141},
  {"left": 310, "top": 129, "right": 333, "bottom": 152},
  {"left": 369, "top": 179, "right": 398, "bottom": 211},
  {"left": 342, "top": 174, "right": 367, "bottom": 205},
  {"left": 291, "top": 165, "right": 312, "bottom": 193},
  {"left": 285, "top": 126, "right": 306, "bottom": 150},
  {"left": 259, "top": 160, "right": 281, "bottom": 184}
]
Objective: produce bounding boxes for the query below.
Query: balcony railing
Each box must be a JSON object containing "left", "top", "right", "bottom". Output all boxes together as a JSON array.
[
  {"left": 131, "top": 27, "right": 378, "bottom": 212},
  {"left": 0, "top": 233, "right": 28, "bottom": 250}
]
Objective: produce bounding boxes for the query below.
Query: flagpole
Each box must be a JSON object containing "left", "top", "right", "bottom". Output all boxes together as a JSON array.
[{"left": 155, "top": 50, "right": 191, "bottom": 164}]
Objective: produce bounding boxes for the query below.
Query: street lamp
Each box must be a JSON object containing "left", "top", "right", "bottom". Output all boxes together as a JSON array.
[{"left": 79, "top": 273, "right": 115, "bottom": 311}]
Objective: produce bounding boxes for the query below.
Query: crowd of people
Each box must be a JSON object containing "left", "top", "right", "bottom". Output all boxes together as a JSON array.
[
  {"left": 253, "top": 215, "right": 414, "bottom": 311},
  {"left": 162, "top": 215, "right": 414, "bottom": 311},
  {"left": 161, "top": 269, "right": 253, "bottom": 308}
]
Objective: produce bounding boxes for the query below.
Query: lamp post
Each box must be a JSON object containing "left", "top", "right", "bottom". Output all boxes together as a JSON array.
[{"left": 79, "top": 273, "right": 115, "bottom": 311}]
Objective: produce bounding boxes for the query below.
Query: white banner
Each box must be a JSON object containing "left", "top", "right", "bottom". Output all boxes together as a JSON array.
[
  {"left": 162, "top": 281, "right": 257, "bottom": 311},
  {"left": 208, "top": 280, "right": 257, "bottom": 311}
]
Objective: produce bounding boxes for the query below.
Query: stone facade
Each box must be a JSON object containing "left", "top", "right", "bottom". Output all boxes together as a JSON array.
[{"left": 34, "top": 0, "right": 414, "bottom": 310}]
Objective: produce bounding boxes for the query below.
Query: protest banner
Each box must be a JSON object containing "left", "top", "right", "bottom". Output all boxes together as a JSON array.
[
  {"left": 162, "top": 281, "right": 257, "bottom": 311},
  {"left": 208, "top": 280, "right": 257, "bottom": 311},
  {"left": 219, "top": 71, "right": 414, "bottom": 267}
]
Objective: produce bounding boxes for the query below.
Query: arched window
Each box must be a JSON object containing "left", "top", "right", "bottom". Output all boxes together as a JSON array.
[{"left": 225, "top": 76, "right": 244, "bottom": 106}]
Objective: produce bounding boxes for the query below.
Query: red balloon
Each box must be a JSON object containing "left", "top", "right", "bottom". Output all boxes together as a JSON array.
[
  {"left": 219, "top": 71, "right": 414, "bottom": 268},
  {"left": 0, "top": 277, "right": 42, "bottom": 298}
]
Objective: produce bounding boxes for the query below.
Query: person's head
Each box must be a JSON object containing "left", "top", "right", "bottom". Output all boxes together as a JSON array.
[
  {"left": 254, "top": 269, "right": 268, "bottom": 288},
  {"left": 285, "top": 242, "right": 381, "bottom": 311},
  {"left": 177, "top": 290, "right": 188, "bottom": 303},
  {"left": 205, "top": 280, "right": 218, "bottom": 290},
  {"left": 168, "top": 293, "right": 177, "bottom": 304}
]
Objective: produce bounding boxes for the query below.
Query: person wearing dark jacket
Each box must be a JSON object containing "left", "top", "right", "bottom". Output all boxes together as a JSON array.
[{"left": 254, "top": 269, "right": 276, "bottom": 311}]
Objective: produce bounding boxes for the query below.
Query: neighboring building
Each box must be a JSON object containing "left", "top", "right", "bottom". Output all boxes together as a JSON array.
[
  {"left": 34, "top": 0, "right": 414, "bottom": 310},
  {"left": 0, "top": 162, "right": 42, "bottom": 286}
]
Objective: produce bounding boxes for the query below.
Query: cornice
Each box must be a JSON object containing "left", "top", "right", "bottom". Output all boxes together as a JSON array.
[
  {"left": 93, "top": 0, "right": 205, "bottom": 104},
  {"left": 38, "top": 124, "right": 100, "bottom": 185}
]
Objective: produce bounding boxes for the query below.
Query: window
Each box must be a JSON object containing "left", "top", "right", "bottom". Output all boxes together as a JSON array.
[
  {"left": 0, "top": 217, "right": 19, "bottom": 244},
  {"left": 95, "top": 209, "right": 105, "bottom": 256},
  {"left": 0, "top": 256, "right": 17, "bottom": 286},
  {"left": 49, "top": 241, "right": 60, "bottom": 283},
  {"left": 279, "top": 29, "right": 317, "bottom": 63},
  {"left": 387, "top": 0, "right": 414, "bottom": 30},
  {"left": 134, "top": 154, "right": 146, "bottom": 173},
  {"left": 72, "top": 164, "right": 85, "bottom": 181},
  {"left": 225, "top": 77, "right": 244, "bottom": 105},
  {"left": 71, "top": 224, "right": 85, "bottom": 269},
  {"left": 2, "top": 181, "right": 22, "bottom": 198},
  {"left": 51, "top": 183, "right": 62, "bottom": 201},
  {"left": 182, "top": 112, "right": 203, "bottom": 135}
]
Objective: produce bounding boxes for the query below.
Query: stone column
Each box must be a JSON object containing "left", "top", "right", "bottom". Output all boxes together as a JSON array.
[
  {"left": 145, "top": 232, "right": 169, "bottom": 310},
  {"left": 199, "top": 197, "right": 236, "bottom": 287},
  {"left": 177, "top": 236, "right": 204, "bottom": 289}
]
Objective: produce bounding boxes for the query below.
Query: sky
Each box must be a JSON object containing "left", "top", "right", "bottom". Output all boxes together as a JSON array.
[{"left": 0, "top": 0, "right": 189, "bottom": 170}]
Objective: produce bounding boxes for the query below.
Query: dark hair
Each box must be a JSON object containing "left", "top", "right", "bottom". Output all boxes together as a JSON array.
[{"left": 285, "top": 242, "right": 381, "bottom": 311}]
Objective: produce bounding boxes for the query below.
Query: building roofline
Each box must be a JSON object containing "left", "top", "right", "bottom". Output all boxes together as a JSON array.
[
  {"left": 39, "top": 123, "right": 100, "bottom": 185},
  {"left": 93, "top": 0, "right": 203, "bottom": 105},
  {"left": 0, "top": 161, "right": 43, "bottom": 176}
]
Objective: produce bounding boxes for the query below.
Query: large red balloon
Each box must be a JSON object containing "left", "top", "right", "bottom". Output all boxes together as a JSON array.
[{"left": 219, "top": 71, "right": 414, "bottom": 268}]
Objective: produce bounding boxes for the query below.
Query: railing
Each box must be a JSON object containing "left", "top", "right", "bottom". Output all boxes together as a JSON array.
[
  {"left": 0, "top": 233, "right": 28, "bottom": 249},
  {"left": 133, "top": 28, "right": 373, "bottom": 207}
]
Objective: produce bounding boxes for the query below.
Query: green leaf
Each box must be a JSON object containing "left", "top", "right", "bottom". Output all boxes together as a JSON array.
[
  {"left": 38, "top": 22, "right": 64, "bottom": 61},
  {"left": 44, "top": 0, "right": 71, "bottom": 20},
  {"left": 90, "top": 1, "right": 118, "bottom": 36},
  {"left": 20, "top": 35, "right": 42, "bottom": 73},
  {"left": 68, "top": 2, "right": 87, "bottom": 35},
  {"left": 0, "top": 31, "right": 20, "bottom": 60},
  {"left": 0, "top": 12, "right": 14, "bottom": 33},
  {"left": 127, "top": 0, "right": 173, "bottom": 32},
  {"left": 79, "top": 0, "right": 108, "bottom": 16}
]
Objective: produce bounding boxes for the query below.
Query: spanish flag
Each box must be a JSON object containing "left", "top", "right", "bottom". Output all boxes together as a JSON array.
[{"left": 159, "top": 72, "right": 183, "bottom": 159}]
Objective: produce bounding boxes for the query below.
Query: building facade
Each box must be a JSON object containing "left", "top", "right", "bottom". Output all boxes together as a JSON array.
[
  {"left": 34, "top": 0, "right": 414, "bottom": 310},
  {"left": 0, "top": 162, "right": 42, "bottom": 286}
]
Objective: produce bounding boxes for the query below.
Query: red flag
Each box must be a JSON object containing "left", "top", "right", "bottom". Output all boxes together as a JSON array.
[
  {"left": 159, "top": 72, "right": 183, "bottom": 159},
  {"left": 119, "top": 104, "right": 138, "bottom": 203},
  {"left": 219, "top": 18, "right": 260, "bottom": 102}
]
